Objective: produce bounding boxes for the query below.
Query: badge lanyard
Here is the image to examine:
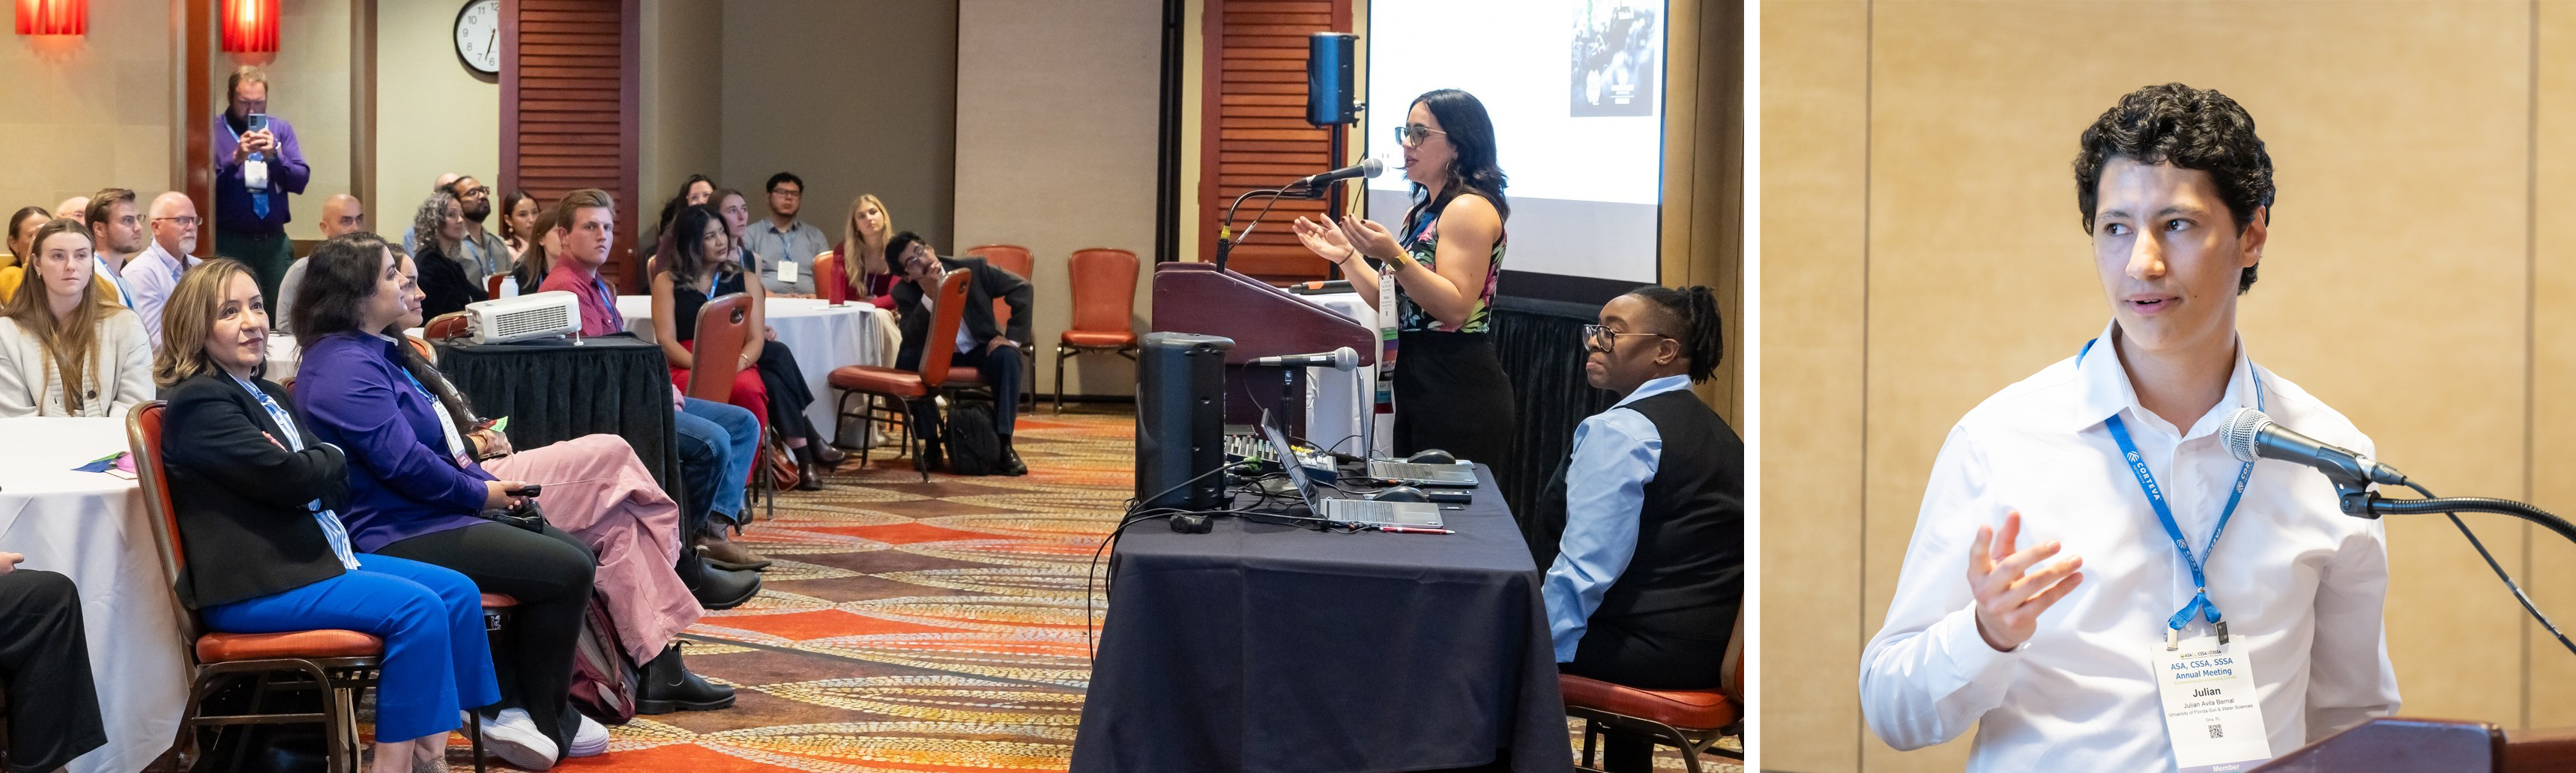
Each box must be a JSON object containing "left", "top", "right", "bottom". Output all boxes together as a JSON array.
[
  {"left": 2078, "top": 338, "right": 2266, "bottom": 649},
  {"left": 228, "top": 372, "right": 361, "bottom": 570},
  {"left": 390, "top": 356, "right": 474, "bottom": 468}
]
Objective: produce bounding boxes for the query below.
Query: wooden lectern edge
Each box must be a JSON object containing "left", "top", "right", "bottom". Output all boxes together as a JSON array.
[
  {"left": 1149, "top": 262, "right": 1378, "bottom": 366},
  {"left": 2249, "top": 716, "right": 2504, "bottom": 773}
]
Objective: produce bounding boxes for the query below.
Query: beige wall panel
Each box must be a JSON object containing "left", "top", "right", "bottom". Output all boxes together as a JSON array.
[
  {"left": 953, "top": 0, "right": 1161, "bottom": 397},
  {"left": 2530, "top": 0, "right": 2576, "bottom": 730},
  {"left": 1837, "top": 2, "right": 2534, "bottom": 769},
  {"left": 234, "top": 0, "right": 355, "bottom": 241},
  {"left": 0, "top": 0, "right": 177, "bottom": 234},
  {"left": 718, "top": 0, "right": 958, "bottom": 250},
  {"left": 375, "top": 0, "right": 498, "bottom": 225},
  {"left": 1758, "top": 1, "right": 1869, "bottom": 770},
  {"left": 642, "top": 0, "right": 723, "bottom": 214}
]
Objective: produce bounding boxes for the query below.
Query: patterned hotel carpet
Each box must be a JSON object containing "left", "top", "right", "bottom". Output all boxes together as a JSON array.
[{"left": 423, "top": 405, "right": 1737, "bottom": 773}]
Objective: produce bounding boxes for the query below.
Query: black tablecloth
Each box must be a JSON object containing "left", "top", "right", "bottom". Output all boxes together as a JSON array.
[
  {"left": 1073, "top": 465, "right": 1572, "bottom": 773},
  {"left": 435, "top": 336, "right": 683, "bottom": 494}
]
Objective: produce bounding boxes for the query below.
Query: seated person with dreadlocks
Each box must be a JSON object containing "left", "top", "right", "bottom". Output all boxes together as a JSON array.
[{"left": 1539, "top": 284, "right": 1742, "bottom": 773}]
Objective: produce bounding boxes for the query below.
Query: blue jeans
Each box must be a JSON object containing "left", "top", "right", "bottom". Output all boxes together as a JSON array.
[
  {"left": 677, "top": 397, "right": 759, "bottom": 528},
  {"left": 199, "top": 555, "right": 500, "bottom": 742}
]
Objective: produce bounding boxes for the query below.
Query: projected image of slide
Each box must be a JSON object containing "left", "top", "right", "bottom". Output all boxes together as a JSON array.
[{"left": 1367, "top": 0, "right": 1666, "bottom": 297}]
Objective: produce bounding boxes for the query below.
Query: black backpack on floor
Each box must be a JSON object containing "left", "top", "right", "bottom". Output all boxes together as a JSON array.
[{"left": 942, "top": 401, "right": 1003, "bottom": 476}]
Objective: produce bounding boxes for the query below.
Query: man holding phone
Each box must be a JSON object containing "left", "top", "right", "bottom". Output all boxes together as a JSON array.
[{"left": 212, "top": 65, "right": 311, "bottom": 309}]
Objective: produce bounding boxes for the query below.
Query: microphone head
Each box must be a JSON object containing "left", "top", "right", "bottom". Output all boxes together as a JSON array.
[
  {"left": 1358, "top": 157, "right": 1385, "bottom": 178},
  {"left": 1330, "top": 346, "right": 1358, "bottom": 370},
  {"left": 2221, "top": 407, "right": 2272, "bottom": 463}
]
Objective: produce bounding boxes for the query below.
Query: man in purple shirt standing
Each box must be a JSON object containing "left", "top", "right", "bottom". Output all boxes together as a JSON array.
[{"left": 211, "top": 66, "right": 310, "bottom": 309}]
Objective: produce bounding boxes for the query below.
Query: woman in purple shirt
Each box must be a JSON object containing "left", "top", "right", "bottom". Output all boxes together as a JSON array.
[{"left": 286, "top": 232, "right": 594, "bottom": 769}]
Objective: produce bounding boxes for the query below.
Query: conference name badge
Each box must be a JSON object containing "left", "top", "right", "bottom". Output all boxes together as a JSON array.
[
  {"left": 776, "top": 259, "right": 799, "bottom": 285},
  {"left": 2155, "top": 635, "right": 2271, "bottom": 772},
  {"left": 245, "top": 158, "right": 270, "bottom": 192}
]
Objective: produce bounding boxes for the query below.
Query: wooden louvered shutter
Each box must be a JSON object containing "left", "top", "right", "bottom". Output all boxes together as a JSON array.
[
  {"left": 501, "top": 0, "right": 642, "bottom": 291},
  {"left": 1201, "top": 0, "right": 1354, "bottom": 283}
]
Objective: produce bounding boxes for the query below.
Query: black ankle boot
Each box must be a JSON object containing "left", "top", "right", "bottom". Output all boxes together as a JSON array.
[
  {"left": 788, "top": 443, "right": 826, "bottom": 491},
  {"left": 634, "top": 643, "right": 735, "bottom": 714},
  {"left": 805, "top": 425, "right": 846, "bottom": 467},
  {"left": 677, "top": 546, "right": 761, "bottom": 610},
  {"left": 997, "top": 435, "right": 1026, "bottom": 476}
]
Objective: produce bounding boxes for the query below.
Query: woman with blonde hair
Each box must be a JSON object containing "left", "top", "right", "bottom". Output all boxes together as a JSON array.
[
  {"left": 0, "top": 219, "right": 152, "bottom": 417},
  {"left": 154, "top": 257, "right": 500, "bottom": 773},
  {"left": 821, "top": 195, "right": 904, "bottom": 393}
]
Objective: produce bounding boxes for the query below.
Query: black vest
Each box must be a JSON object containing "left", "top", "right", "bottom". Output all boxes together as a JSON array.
[{"left": 1588, "top": 389, "right": 1743, "bottom": 625}]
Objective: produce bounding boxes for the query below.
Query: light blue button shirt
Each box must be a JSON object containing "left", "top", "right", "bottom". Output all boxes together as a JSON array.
[{"left": 1542, "top": 373, "right": 1693, "bottom": 662}]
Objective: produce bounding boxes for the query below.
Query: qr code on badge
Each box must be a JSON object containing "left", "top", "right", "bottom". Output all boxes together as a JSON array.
[{"left": 2207, "top": 723, "right": 2225, "bottom": 739}]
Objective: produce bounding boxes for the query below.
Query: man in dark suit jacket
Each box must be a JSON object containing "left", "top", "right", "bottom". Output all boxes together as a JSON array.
[{"left": 889, "top": 231, "right": 1034, "bottom": 475}]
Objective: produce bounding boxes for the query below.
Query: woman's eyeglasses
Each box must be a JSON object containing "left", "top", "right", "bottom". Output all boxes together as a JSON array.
[
  {"left": 1582, "top": 324, "right": 1669, "bottom": 353},
  {"left": 1393, "top": 124, "right": 1448, "bottom": 148}
]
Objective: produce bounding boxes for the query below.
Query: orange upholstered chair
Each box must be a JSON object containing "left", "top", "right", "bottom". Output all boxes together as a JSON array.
[
  {"left": 827, "top": 268, "right": 971, "bottom": 482},
  {"left": 687, "top": 292, "right": 784, "bottom": 515},
  {"left": 130, "top": 402, "right": 501, "bottom": 773},
  {"left": 964, "top": 244, "right": 1037, "bottom": 411},
  {"left": 424, "top": 311, "right": 470, "bottom": 342},
  {"left": 1055, "top": 248, "right": 1139, "bottom": 413},
  {"left": 1557, "top": 603, "right": 1746, "bottom": 772}
]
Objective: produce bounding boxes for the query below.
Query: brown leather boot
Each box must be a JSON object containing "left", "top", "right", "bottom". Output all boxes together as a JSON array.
[{"left": 694, "top": 530, "right": 773, "bottom": 572}]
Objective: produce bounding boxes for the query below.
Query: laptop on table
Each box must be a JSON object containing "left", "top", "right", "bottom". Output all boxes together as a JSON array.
[{"left": 1261, "top": 425, "right": 1442, "bottom": 529}]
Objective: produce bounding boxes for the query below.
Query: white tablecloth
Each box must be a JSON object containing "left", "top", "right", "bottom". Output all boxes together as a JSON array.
[
  {"left": 1300, "top": 293, "right": 1396, "bottom": 458},
  {"left": 0, "top": 417, "right": 188, "bottom": 773},
  {"left": 615, "top": 295, "right": 890, "bottom": 444}
]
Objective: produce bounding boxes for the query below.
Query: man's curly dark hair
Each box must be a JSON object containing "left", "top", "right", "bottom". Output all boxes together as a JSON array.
[{"left": 2074, "top": 83, "right": 2274, "bottom": 294}]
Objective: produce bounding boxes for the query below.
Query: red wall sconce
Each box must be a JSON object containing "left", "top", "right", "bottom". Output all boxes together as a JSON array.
[
  {"left": 220, "top": 0, "right": 277, "bottom": 53},
  {"left": 14, "top": 0, "right": 86, "bottom": 36}
]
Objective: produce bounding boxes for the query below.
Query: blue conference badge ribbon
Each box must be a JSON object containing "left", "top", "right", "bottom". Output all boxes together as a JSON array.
[{"left": 2079, "top": 338, "right": 2266, "bottom": 649}]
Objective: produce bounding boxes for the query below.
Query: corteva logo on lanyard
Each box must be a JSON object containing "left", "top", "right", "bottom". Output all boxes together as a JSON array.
[{"left": 2079, "top": 337, "right": 2274, "bottom": 773}]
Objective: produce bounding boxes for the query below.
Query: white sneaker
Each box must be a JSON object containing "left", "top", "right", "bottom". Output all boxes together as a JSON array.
[
  {"left": 567, "top": 713, "right": 609, "bottom": 757},
  {"left": 476, "top": 708, "right": 559, "bottom": 770}
]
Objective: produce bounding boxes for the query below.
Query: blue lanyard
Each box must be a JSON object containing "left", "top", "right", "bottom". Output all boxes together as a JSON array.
[
  {"left": 2078, "top": 338, "right": 2265, "bottom": 647},
  {"left": 229, "top": 372, "right": 304, "bottom": 449},
  {"left": 229, "top": 372, "right": 361, "bottom": 569}
]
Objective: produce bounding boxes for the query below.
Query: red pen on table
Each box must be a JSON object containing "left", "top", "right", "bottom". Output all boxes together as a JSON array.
[{"left": 1377, "top": 526, "right": 1453, "bottom": 535}]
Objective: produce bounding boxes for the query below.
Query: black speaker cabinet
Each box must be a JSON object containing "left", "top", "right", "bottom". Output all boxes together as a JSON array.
[
  {"left": 1137, "top": 332, "right": 1234, "bottom": 510},
  {"left": 1307, "top": 32, "right": 1358, "bottom": 126}
]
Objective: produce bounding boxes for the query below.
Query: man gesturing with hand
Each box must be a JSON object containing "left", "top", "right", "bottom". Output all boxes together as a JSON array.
[{"left": 1859, "top": 84, "right": 2398, "bottom": 772}]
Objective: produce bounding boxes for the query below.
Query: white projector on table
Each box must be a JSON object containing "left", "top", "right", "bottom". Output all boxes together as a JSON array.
[{"left": 462, "top": 291, "right": 582, "bottom": 344}]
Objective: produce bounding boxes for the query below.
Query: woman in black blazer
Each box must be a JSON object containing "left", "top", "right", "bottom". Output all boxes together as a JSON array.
[{"left": 154, "top": 259, "right": 502, "bottom": 773}]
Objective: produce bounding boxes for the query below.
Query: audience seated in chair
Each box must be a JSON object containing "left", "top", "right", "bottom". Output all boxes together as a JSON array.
[
  {"left": 154, "top": 257, "right": 497, "bottom": 773},
  {"left": 653, "top": 200, "right": 839, "bottom": 489},
  {"left": 276, "top": 193, "right": 369, "bottom": 330},
  {"left": 0, "top": 206, "right": 51, "bottom": 301},
  {"left": 534, "top": 190, "right": 770, "bottom": 570},
  {"left": 117, "top": 193, "right": 205, "bottom": 347},
  {"left": 0, "top": 219, "right": 154, "bottom": 417},
  {"left": 0, "top": 553, "right": 107, "bottom": 773},
  {"left": 714, "top": 188, "right": 845, "bottom": 470},
  {"left": 286, "top": 231, "right": 603, "bottom": 767},
  {"left": 408, "top": 192, "right": 488, "bottom": 320},
  {"left": 888, "top": 231, "right": 1032, "bottom": 476},
  {"left": 1539, "top": 285, "right": 1742, "bottom": 773}
]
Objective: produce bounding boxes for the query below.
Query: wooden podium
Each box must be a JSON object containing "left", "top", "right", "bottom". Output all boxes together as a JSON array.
[
  {"left": 2248, "top": 718, "right": 2576, "bottom": 772},
  {"left": 1150, "top": 262, "right": 1375, "bottom": 431}
]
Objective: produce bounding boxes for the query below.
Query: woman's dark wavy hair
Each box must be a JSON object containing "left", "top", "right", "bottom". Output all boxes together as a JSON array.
[
  {"left": 2073, "top": 82, "right": 2274, "bottom": 294},
  {"left": 289, "top": 231, "right": 480, "bottom": 424},
  {"left": 1626, "top": 285, "right": 1722, "bottom": 384},
  {"left": 657, "top": 204, "right": 737, "bottom": 294},
  {"left": 1402, "top": 88, "right": 1510, "bottom": 238}
]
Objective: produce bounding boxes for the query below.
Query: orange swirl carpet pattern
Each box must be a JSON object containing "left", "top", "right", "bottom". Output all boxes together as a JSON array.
[{"left": 552, "top": 409, "right": 1131, "bottom": 772}]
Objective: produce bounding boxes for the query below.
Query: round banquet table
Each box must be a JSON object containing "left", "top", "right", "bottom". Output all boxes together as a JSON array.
[
  {"left": 617, "top": 295, "right": 889, "bottom": 445},
  {"left": 0, "top": 416, "right": 189, "bottom": 773}
]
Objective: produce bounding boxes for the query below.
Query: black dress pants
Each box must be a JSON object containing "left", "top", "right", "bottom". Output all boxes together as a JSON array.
[
  {"left": 376, "top": 522, "right": 597, "bottom": 749},
  {"left": 0, "top": 569, "right": 106, "bottom": 773}
]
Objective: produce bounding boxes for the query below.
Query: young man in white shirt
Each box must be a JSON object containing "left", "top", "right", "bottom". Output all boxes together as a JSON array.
[{"left": 1859, "top": 83, "right": 2400, "bottom": 772}]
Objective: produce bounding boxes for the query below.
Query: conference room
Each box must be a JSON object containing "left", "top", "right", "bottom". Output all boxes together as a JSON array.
[{"left": 0, "top": 1, "right": 1740, "bottom": 772}]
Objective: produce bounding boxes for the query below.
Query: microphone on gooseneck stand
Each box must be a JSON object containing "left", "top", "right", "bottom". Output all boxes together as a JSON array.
[
  {"left": 1215, "top": 160, "right": 1387, "bottom": 273},
  {"left": 2219, "top": 408, "right": 2409, "bottom": 488},
  {"left": 1249, "top": 348, "right": 1359, "bottom": 371},
  {"left": 1290, "top": 158, "right": 1385, "bottom": 191}
]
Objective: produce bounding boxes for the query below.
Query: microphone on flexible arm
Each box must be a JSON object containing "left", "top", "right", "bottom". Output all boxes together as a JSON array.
[
  {"left": 1291, "top": 158, "right": 1385, "bottom": 191},
  {"left": 1249, "top": 347, "right": 1359, "bottom": 371}
]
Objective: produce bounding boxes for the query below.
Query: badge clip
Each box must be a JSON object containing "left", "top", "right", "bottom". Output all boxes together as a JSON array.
[
  {"left": 2166, "top": 626, "right": 2181, "bottom": 650},
  {"left": 2215, "top": 620, "right": 2230, "bottom": 647}
]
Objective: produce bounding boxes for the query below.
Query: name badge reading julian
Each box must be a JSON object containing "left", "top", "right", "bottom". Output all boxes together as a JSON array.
[{"left": 2156, "top": 635, "right": 2271, "bottom": 772}]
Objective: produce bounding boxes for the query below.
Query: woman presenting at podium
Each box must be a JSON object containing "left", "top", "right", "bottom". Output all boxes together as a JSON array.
[{"left": 1291, "top": 88, "right": 1516, "bottom": 480}]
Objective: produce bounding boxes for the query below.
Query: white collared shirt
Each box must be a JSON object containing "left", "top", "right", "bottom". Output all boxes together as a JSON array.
[
  {"left": 119, "top": 240, "right": 198, "bottom": 345},
  {"left": 1859, "top": 320, "right": 2399, "bottom": 772}
]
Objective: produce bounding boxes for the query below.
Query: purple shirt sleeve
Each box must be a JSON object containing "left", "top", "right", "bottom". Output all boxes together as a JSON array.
[
  {"left": 269, "top": 119, "right": 310, "bottom": 195},
  {"left": 296, "top": 336, "right": 491, "bottom": 514}
]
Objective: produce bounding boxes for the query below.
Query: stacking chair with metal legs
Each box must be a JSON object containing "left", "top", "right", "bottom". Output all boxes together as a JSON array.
[
  {"left": 130, "top": 402, "right": 498, "bottom": 773},
  {"left": 827, "top": 268, "right": 974, "bottom": 482},
  {"left": 1559, "top": 604, "right": 1746, "bottom": 772},
  {"left": 1054, "top": 248, "right": 1138, "bottom": 413}
]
